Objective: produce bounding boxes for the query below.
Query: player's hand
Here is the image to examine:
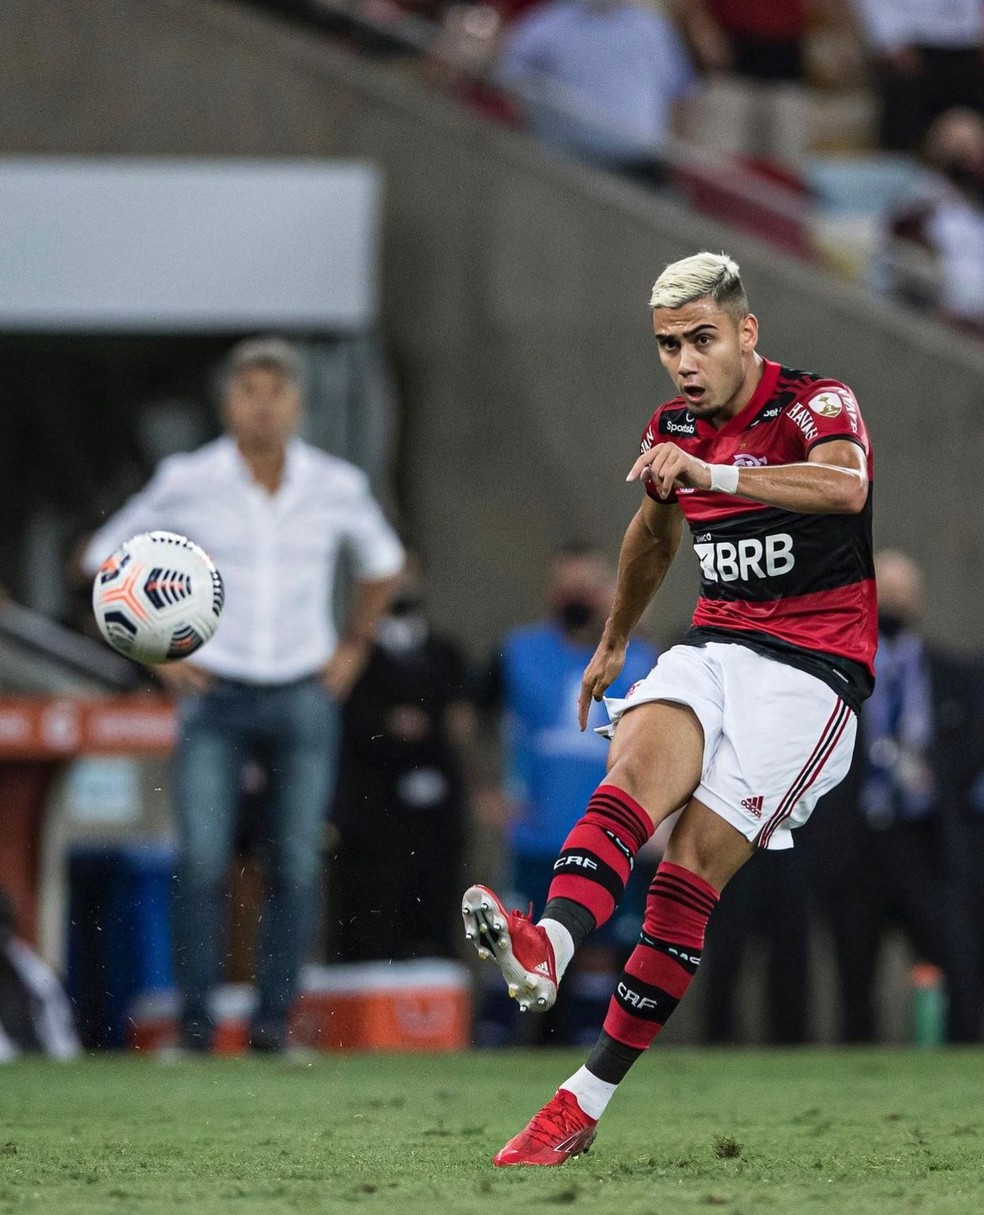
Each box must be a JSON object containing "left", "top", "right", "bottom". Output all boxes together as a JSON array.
[
  {"left": 321, "top": 638, "right": 371, "bottom": 703},
  {"left": 155, "top": 661, "right": 213, "bottom": 696},
  {"left": 578, "top": 638, "right": 628, "bottom": 732},
  {"left": 626, "top": 443, "right": 712, "bottom": 499}
]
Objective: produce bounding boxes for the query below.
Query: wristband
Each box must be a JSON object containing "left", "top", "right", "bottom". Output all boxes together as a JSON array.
[{"left": 708, "top": 464, "right": 740, "bottom": 494}]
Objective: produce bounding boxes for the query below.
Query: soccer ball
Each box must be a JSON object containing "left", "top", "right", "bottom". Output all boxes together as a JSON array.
[{"left": 92, "top": 531, "right": 224, "bottom": 664}]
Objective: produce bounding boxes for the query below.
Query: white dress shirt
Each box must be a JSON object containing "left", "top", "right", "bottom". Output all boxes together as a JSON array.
[
  {"left": 84, "top": 436, "right": 404, "bottom": 684},
  {"left": 850, "top": 0, "right": 983, "bottom": 52}
]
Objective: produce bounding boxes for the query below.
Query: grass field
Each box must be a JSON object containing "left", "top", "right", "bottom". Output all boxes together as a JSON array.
[{"left": 0, "top": 1049, "right": 982, "bottom": 1214}]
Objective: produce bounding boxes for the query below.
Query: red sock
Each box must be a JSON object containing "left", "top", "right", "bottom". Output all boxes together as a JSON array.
[
  {"left": 601, "top": 861, "right": 719, "bottom": 1050},
  {"left": 543, "top": 784, "right": 654, "bottom": 931}
]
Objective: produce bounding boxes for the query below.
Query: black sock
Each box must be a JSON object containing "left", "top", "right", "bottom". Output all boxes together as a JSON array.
[
  {"left": 585, "top": 1030, "right": 644, "bottom": 1085},
  {"left": 541, "top": 896, "right": 595, "bottom": 951}
]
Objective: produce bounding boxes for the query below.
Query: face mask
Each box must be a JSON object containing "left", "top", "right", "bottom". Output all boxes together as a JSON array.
[
  {"left": 388, "top": 594, "right": 424, "bottom": 618},
  {"left": 557, "top": 599, "right": 595, "bottom": 631},
  {"left": 877, "top": 611, "right": 910, "bottom": 640},
  {"left": 944, "top": 164, "right": 984, "bottom": 204}
]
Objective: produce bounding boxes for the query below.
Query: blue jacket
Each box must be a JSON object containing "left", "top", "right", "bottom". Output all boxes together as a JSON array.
[{"left": 501, "top": 622, "right": 658, "bottom": 856}]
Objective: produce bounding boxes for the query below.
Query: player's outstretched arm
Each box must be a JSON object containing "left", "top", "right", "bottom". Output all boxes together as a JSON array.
[
  {"left": 627, "top": 438, "right": 868, "bottom": 515},
  {"left": 577, "top": 498, "right": 681, "bottom": 730}
]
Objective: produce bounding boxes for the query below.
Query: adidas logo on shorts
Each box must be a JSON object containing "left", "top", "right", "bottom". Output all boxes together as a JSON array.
[{"left": 741, "top": 795, "right": 765, "bottom": 819}]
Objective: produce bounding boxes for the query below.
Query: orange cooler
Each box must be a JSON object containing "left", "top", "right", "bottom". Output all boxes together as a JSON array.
[
  {"left": 128, "top": 960, "right": 471, "bottom": 1054},
  {"left": 292, "top": 961, "right": 471, "bottom": 1052}
]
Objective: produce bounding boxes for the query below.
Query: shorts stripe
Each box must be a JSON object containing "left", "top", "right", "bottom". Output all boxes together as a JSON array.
[
  {"left": 758, "top": 701, "right": 847, "bottom": 847},
  {"left": 758, "top": 700, "right": 851, "bottom": 847},
  {"left": 780, "top": 706, "right": 852, "bottom": 827}
]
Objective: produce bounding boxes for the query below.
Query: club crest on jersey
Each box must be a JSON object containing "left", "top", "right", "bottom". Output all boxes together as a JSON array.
[{"left": 808, "top": 391, "right": 842, "bottom": 418}]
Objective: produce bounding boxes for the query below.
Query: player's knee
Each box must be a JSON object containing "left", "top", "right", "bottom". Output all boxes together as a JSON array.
[
  {"left": 663, "top": 810, "right": 753, "bottom": 890},
  {"left": 604, "top": 754, "right": 659, "bottom": 820},
  {"left": 662, "top": 833, "right": 714, "bottom": 879}
]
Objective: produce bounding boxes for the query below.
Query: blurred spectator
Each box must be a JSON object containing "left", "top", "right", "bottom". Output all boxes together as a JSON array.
[
  {"left": 470, "top": 543, "right": 659, "bottom": 1045},
  {"left": 327, "top": 559, "right": 473, "bottom": 961},
  {"left": 849, "top": 0, "right": 984, "bottom": 153},
  {"left": 701, "top": 848, "right": 815, "bottom": 1044},
  {"left": 678, "top": 0, "right": 815, "bottom": 165},
  {"left": 83, "top": 337, "right": 404, "bottom": 1053},
  {"left": 348, "top": 0, "right": 448, "bottom": 58},
  {"left": 499, "top": 0, "right": 697, "bottom": 184},
  {"left": 810, "top": 550, "right": 984, "bottom": 1043},
  {"left": 0, "top": 887, "right": 80, "bottom": 1061},
  {"left": 878, "top": 108, "right": 984, "bottom": 335},
  {"left": 425, "top": 3, "right": 527, "bottom": 126},
  {"left": 961, "top": 725, "right": 984, "bottom": 1033}
]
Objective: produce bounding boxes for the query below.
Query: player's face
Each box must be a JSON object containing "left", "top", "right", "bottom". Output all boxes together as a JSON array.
[
  {"left": 223, "top": 365, "right": 302, "bottom": 451},
  {"left": 651, "top": 299, "right": 759, "bottom": 423}
]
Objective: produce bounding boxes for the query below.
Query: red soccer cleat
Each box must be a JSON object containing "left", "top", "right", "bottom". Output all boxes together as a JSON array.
[
  {"left": 494, "top": 1088, "right": 598, "bottom": 1167},
  {"left": 461, "top": 884, "right": 558, "bottom": 1012}
]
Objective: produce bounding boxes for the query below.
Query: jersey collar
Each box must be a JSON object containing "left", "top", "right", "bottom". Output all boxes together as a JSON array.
[{"left": 695, "top": 358, "right": 781, "bottom": 439}]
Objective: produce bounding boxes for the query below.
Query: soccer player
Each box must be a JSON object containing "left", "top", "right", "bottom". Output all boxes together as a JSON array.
[{"left": 462, "top": 251, "right": 874, "bottom": 1166}]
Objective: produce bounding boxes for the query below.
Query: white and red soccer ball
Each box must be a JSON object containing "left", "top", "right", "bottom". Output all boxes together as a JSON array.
[{"left": 92, "top": 531, "right": 224, "bottom": 665}]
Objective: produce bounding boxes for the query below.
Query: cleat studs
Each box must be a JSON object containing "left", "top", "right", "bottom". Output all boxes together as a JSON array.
[
  {"left": 524, "top": 976, "right": 537, "bottom": 990},
  {"left": 507, "top": 983, "right": 519, "bottom": 998},
  {"left": 518, "top": 1003, "right": 528, "bottom": 1013},
  {"left": 492, "top": 920, "right": 503, "bottom": 932},
  {"left": 477, "top": 948, "right": 491, "bottom": 960},
  {"left": 480, "top": 901, "right": 489, "bottom": 911},
  {"left": 464, "top": 931, "right": 473, "bottom": 940},
  {"left": 536, "top": 997, "right": 547, "bottom": 1007}
]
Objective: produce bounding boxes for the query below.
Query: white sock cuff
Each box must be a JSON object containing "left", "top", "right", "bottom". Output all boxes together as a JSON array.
[
  {"left": 538, "top": 917, "right": 575, "bottom": 980},
  {"left": 562, "top": 1065, "right": 618, "bottom": 1120}
]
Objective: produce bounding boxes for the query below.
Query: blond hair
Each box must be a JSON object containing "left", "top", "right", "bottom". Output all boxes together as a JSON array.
[{"left": 649, "top": 251, "right": 748, "bottom": 318}]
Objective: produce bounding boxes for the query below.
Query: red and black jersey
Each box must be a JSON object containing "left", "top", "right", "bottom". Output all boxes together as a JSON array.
[{"left": 640, "top": 358, "right": 875, "bottom": 711}]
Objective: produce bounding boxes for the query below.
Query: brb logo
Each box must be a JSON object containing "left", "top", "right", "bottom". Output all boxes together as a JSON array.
[{"left": 693, "top": 533, "right": 795, "bottom": 583}]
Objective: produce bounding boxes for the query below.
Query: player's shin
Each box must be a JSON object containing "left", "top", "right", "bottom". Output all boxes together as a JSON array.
[
  {"left": 562, "top": 861, "right": 719, "bottom": 1117},
  {"left": 539, "top": 784, "right": 655, "bottom": 980}
]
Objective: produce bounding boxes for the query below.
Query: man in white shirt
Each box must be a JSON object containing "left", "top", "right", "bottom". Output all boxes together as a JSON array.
[{"left": 84, "top": 337, "right": 404, "bottom": 1052}]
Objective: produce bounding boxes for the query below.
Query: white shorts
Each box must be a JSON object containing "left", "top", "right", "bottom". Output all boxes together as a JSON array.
[{"left": 599, "top": 641, "right": 857, "bottom": 850}]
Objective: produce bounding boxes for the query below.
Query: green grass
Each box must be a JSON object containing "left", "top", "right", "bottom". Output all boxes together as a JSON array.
[{"left": 0, "top": 1049, "right": 982, "bottom": 1213}]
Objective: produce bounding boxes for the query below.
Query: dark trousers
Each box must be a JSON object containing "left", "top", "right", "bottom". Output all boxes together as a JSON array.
[
  {"left": 820, "top": 821, "right": 981, "bottom": 1043},
  {"left": 701, "top": 848, "right": 812, "bottom": 1045},
  {"left": 956, "top": 814, "right": 984, "bottom": 1037},
  {"left": 328, "top": 816, "right": 461, "bottom": 962},
  {"left": 877, "top": 47, "right": 984, "bottom": 152}
]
